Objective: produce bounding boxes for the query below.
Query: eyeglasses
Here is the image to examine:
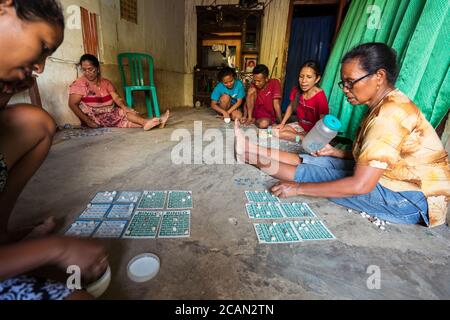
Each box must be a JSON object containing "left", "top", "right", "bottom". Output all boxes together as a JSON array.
[{"left": 338, "top": 73, "right": 372, "bottom": 90}]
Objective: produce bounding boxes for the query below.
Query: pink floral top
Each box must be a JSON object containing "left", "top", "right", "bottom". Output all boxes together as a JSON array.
[{"left": 69, "top": 76, "right": 130, "bottom": 128}]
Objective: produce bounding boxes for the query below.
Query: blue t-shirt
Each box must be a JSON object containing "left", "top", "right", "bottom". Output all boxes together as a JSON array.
[{"left": 211, "top": 80, "right": 246, "bottom": 105}]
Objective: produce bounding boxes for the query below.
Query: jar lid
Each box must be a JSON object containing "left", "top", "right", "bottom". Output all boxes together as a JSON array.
[
  {"left": 127, "top": 253, "right": 160, "bottom": 283},
  {"left": 323, "top": 115, "right": 342, "bottom": 132}
]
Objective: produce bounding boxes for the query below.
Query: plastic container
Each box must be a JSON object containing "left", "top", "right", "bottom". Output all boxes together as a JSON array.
[
  {"left": 127, "top": 253, "right": 160, "bottom": 283},
  {"left": 302, "top": 115, "right": 342, "bottom": 154},
  {"left": 86, "top": 265, "right": 111, "bottom": 298}
]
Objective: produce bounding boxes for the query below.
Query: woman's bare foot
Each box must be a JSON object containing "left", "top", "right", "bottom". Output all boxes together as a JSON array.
[
  {"left": 159, "top": 110, "right": 170, "bottom": 129},
  {"left": 144, "top": 118, "right": 162, "bottom": 131},
  {"left": 234, "top": 119, "right": 243, "bottom": 152},
  {"left": 234, "top": 120, "right": 259, "bottom": 157},
  {"left": 235, "top": 120, "right": 256, "bottom": 164}
]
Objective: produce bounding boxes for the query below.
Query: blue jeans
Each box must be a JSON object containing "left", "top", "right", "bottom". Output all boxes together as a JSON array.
[{"left": 294, "top": 155, "right": 429, "bottom": 226}]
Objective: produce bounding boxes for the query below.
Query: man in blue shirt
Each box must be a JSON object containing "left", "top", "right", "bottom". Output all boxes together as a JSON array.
[{"left": 210, "top": 67, "right": 245, "bottom": 121}]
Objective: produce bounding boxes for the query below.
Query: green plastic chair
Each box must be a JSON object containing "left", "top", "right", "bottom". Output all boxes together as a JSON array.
[{"left": 117, "top": 53, "right": 160, "bottom": 118}]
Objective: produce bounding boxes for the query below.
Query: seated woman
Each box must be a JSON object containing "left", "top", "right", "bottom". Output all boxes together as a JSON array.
[
  {"left": 235, "top": 42, "right": 450, "bottom": 227},
  {"left": 273, "top": 61, "right": 329, "bottom": 143},
  {"left": 69, "top": 54, "right": 170, "bottom": 130},
  {"left": 0, "top": 0, "right": 106, "bottom": 300},
  {"left": 210, "top": 67, "right": 245, "bottom": 121}
]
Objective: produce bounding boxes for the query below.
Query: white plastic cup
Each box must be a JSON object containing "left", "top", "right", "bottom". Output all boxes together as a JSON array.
[{"left": 224, "top": 118, "right": 231, "bottom": 124}]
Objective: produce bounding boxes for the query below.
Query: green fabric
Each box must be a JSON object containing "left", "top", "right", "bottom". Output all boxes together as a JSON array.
[{"left": 321, "top": 0, "right": 450, "bottom": 140}]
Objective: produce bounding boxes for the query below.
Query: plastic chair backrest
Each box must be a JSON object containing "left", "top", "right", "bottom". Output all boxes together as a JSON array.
[{"left": 118, "top": 53, "right": 155, "bottom": 87}]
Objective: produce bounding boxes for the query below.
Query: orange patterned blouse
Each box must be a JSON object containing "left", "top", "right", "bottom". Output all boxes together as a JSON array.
[{"left": 353, "top": 89, "right": 450, "bottom": 227}]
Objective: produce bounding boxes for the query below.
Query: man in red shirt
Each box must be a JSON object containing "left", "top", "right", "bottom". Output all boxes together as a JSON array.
[{"left": 242, "top": 64, "right": 282, "bottom": 129}]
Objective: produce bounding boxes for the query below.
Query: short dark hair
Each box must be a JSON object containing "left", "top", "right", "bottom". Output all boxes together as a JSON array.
[
  {"left": 14, "top": 0, "right": 65, "bottom": 29},
  {"left": 218, "top": 67, "right": 237, "bottom": 82},
  {"left": 342, "top": 42, "right": 399, "bottom": 85},
  {"left": 252, "top": 64, "right": 269, "bottom": 78},
  {"left": 79, "top": 54, "right": 100, "bottom": 69}
]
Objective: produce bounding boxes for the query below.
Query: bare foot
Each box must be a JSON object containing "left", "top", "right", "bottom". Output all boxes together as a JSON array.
[
  {"left": 143, "top": 118, "right": 161, "bottom": 131},
  {"left": 234, "top": 120, "right": 252, "bottom": 164},
  {"left": 159, "top": 110, "right": 170, "bottom": 129},
  {"left": 23, "top": 217, "right": 57, "bottom": 241},
  {"left": 234, "top": 120, "right": 259, "bottom": 157}
]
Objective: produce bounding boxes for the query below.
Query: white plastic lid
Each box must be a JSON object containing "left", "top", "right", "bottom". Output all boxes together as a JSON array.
[{"left": 127, "top": 253, "right": 160, "bottom": 283}]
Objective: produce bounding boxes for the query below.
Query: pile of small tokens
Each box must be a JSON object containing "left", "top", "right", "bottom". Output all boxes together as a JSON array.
[{"left": 348, "top": 209, "right": 390, "bottom": 231}]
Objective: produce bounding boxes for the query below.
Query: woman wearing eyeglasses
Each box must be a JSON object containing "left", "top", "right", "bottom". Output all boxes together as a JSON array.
[
  {"left": 235, "top": 42, "right": 450, "bottom": 227},
  {"left": 69, "top": 54, "right": 170, "bottom": 130}
]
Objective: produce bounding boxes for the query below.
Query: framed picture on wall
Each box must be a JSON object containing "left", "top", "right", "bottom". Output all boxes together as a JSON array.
[{"left": 244, "top": 57, "right": 257, "bottom": 73}]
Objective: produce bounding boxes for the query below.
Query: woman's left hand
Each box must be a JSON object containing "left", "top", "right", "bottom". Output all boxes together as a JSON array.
[{"left": 271, "top": 182, "right": 301, "bottom": 198}]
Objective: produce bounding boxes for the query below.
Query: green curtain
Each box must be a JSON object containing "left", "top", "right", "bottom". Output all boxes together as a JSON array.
[{"left": 321, "top": 0, "right": 450, "bottom": 140}]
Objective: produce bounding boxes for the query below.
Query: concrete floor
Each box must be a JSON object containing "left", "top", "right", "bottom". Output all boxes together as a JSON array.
[{"left": 11, "top": 107, "right": 450, "bottom": 300}]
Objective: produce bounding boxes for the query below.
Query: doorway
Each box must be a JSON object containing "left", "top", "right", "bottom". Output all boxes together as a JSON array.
[{"left": 282, "top": 3, "right": 344, "bottom": 111}]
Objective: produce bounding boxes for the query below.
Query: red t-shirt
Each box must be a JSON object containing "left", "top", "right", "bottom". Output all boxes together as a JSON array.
[
  {"left": 290, "top": 87, "right": 329, "bottom": 132},
  {"left": 251, "top": 79, "right": 282, "bottom": 122}
]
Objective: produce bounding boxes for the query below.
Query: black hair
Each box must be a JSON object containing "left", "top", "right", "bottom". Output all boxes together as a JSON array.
[
  {"left": 79, "top": 54, "right": 100, "bottom": 69},
  {"left": 14, "top": 0, "right": 65, "bottom": 29},
  {"left": 252, "top": 64, "right": 269, "bottom": 78},
  {"left": 297, "top": 60, "right": 321, "bottom": 92},
  {"left": 299, "top": 60, "right": 321, "bottom": 78},
  {"left": 218, "top": 67, "right": 237, "bottom": 82},
  {"left": 292, "top": 60, "right": 322, "bottom": 107},
  {"left": 342, "top": 42, "right": 399, "bottom": 85}
]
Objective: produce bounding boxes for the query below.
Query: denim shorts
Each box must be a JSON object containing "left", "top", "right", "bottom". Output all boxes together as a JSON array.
[
  {"left": 0, "top": 153, "right": 6, "bottom": 193},
  {"left": 294, "top": 154, "right": 429, "bottom": 226}
]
